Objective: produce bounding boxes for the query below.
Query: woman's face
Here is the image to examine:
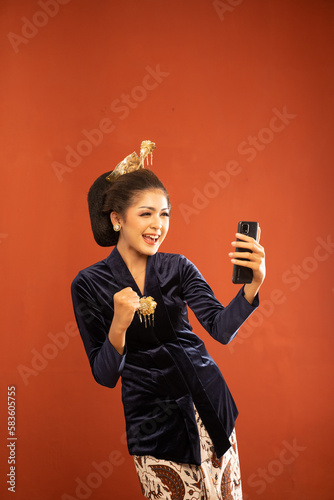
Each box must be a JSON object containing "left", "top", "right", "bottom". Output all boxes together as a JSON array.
[{"left": 112, "top": 189, "right": 170, "bottom": 257}]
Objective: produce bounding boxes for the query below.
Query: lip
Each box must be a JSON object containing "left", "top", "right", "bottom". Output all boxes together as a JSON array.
[{"left": 142, "top": 234, "right": 160, "bottom": 246}]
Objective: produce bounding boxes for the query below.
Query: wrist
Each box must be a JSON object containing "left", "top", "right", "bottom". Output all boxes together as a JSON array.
[
  {"left": 108, "top": 322, "right": 127, "bottom": 354},
  {"left": 243, "top": 282, "right": 260, "bottom": 304}
]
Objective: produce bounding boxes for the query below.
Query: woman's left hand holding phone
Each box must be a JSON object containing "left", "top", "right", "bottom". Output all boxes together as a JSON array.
[{"left": 229, "top": 227, "right": 266, "bottom": 304}]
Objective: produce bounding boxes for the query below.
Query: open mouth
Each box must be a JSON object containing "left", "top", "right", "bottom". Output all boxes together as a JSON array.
[{"left": 142, "top": 234, "right": 160, "bottom": 245}]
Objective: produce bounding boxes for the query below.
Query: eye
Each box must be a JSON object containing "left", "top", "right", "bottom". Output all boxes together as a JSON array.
[
  {"left": 161, "top": 212, "right": 170, "bottom": 218},
  {"left": 139, "top": 212, "right": 151, "bottom": 217}
]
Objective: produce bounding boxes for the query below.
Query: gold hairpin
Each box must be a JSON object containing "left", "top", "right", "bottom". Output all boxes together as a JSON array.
[
  {"left": 137, "top": 296, "right": 157, "bottom": 328},
  {"left": 140, "top": 140, "right": 156, "bottom": 166},
  {"left": 106, "top": 140, "right": 156, "bottom": 181}
]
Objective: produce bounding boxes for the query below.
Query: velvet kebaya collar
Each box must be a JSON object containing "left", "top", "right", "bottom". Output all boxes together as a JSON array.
[{"left": 105, "top": 246, "right": 177, "bottom": 347}]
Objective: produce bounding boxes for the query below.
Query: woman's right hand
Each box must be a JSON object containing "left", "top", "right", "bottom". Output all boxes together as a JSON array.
[
  {"left": 113, "top": 287, "right": 140, "bottom": 331},
  {"left": 108, "top": 287, "right": 140, "bottom": 354}
]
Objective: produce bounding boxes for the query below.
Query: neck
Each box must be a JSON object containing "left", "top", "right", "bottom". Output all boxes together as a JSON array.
[{"left": 116, "top": 243, "right": 148, "bottom": 276}]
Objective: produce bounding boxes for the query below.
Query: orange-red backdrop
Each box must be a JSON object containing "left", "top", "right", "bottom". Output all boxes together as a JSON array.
[{"left": 1, "top": 1, "right": 333, "bottom": 499}]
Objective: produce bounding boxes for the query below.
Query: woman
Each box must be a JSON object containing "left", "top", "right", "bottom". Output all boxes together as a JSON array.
[{"left": 71, "top": 140, "right": 266, "bottom": 500}]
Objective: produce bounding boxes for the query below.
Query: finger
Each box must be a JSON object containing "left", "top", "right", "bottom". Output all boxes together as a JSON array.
[
  {"left": 233, "top": 235, "right": 261, "bottom": 250},
  {"left": 232, "top": 239, "right": 264, "bottom": 254},
  {"left": 229, "top": 255, "right": 263, "bottom": 270},
  {"left": 116, "top": 291, "right": 140, "bottom": 306},
  {"left": 229, "top": 251, "right": 262, "bottom": 261},
  {"left": 231, "top": 240, "right": 258, "bottom": 251},
  {"left": 127, "top": 294, "right": 140, "bottom": 305},
  {"left": 231, "top": 240, "right": 255, "bottom": 249},
  {"left": 233, "top": 248, "right": 265, "bottom": 260},
  {"left": 230, "top": 258, "right": 258, "bottom": 269},
  {"left": 235, "top": 232, "right": 256, "bottom": 242},
  {"left": 257, "top": 226, "right": 261, "bottom": 243}
]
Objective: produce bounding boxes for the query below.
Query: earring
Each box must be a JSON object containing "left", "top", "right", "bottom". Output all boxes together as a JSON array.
[{"left": 113, "top": 224, "right": 121, "bottom": 232}]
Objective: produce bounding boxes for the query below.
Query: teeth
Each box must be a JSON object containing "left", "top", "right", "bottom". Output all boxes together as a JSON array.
[{"left": 144, "top": 235, "right": 159, "bottom": 240}]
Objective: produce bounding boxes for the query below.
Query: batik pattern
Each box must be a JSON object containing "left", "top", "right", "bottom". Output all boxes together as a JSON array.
[{"left": 134, "top": 407, "right": 242, "bottom": 500}]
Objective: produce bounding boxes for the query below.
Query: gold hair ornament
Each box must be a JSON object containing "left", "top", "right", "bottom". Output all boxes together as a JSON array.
[
  {"left": 106, "top": 140, "right": 156, "bottom": 181},
  {"left": 137, "top": 296, "right": 157, "bottom": 328}
]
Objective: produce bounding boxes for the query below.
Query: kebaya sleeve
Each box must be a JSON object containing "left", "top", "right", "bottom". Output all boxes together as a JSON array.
[
  {"left": 71, "top": 272, "right": 126, "bottom": 388},
  {"left": 179, "top": 255, "right": 259, "bottom": 344}
]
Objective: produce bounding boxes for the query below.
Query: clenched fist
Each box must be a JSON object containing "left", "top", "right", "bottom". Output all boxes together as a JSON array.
[
  {"left": 113, "top": 287, "right": 141, "bottom": 331},
  {"left": 108, "top": 287, "right": 140, "bottom": 354}
]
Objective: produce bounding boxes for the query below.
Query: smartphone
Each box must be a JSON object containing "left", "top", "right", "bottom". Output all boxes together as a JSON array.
[{"left": 232, "top": 221, "right": 259, "bottom": 284}]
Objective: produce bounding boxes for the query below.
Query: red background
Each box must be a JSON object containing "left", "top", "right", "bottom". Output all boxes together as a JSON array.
[{"left": 1, "top": 1, "right": 333, "bottom": 499}]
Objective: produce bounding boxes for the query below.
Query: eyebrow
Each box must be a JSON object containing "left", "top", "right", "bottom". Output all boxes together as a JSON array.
[{"left": 138, "top": 206, "right": 169, "bottom": 211}]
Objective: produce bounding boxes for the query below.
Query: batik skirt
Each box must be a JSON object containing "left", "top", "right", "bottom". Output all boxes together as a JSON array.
[{"left": 134, "top": 407, "right": 243, "bottom": 500}]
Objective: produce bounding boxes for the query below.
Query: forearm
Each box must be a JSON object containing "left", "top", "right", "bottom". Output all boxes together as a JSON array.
[
  {"left": 243, "top": 282, "right": 261, "bottom": 304},
  {"left": 107, "top": 287, "right": 140, "bottom": 354},
  {"left": 71, "top": 276, "right": 128, "bottom": 388},
  {"left": 108, "top": 321, "right": 127, "bottom": 355},
  {"left": 209, "top": 287, "right": 259, "bottom": 344}
]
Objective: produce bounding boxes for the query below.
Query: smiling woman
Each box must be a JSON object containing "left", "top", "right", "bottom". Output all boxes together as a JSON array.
[
  {"left": 110, "top": 190, "right": 170, "bottom": 258},
  {"left": 71, "top": 140, "right": 266, "bottom": 500},
  {"left": 110, "top": 189, "right": 170, "bottom": 296}
]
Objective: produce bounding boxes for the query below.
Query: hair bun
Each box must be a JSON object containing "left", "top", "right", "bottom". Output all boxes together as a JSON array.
[{"left": 87, "top": 171, "right": 118, "bottom": 247}]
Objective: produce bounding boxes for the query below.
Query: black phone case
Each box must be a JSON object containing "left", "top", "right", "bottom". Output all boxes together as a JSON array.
[{"left": 232, "top": 221, "right": 259, "bottom": 284}]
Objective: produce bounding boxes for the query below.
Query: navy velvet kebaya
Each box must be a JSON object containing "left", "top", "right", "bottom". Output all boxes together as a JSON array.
[{"left": 71, "top": 246, "right": 259, "bottom": 466}]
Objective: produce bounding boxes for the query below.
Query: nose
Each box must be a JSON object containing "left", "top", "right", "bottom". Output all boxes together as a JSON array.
[{"left": 150, "top": 214, "right": 162, "bottom": 230}]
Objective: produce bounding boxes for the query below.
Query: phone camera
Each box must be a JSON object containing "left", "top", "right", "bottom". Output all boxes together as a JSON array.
[{"left": 242, "top": 223, "right": 249, "bottom": 234}]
